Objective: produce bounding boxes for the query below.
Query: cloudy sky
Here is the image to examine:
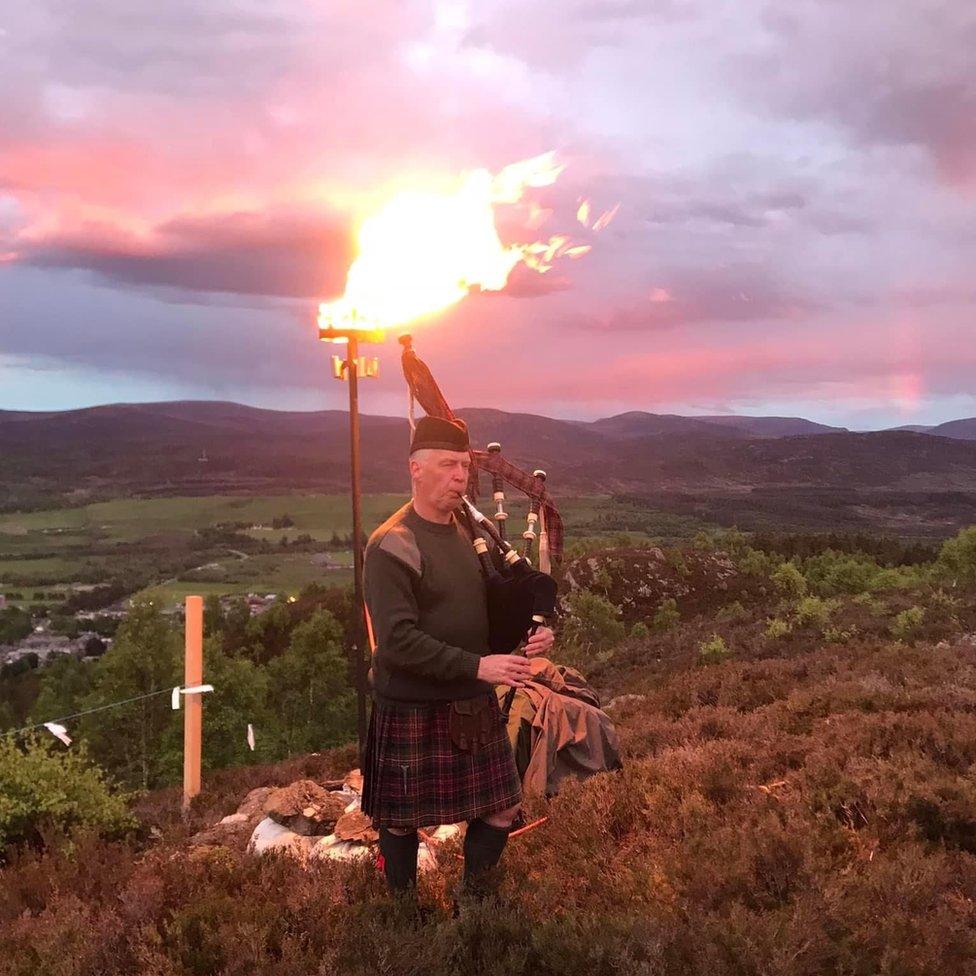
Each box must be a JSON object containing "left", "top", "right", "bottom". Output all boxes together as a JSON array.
[{"left": 1, "top": 0, "right": 974, "bottom": 427}]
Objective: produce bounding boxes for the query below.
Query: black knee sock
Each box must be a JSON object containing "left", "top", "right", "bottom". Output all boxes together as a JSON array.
[
  {"left": 462, "top": 818, "right": 510, "bottom": 892},
  {"left": 379, "top": 828, "right": 419, "bottom": 894}
]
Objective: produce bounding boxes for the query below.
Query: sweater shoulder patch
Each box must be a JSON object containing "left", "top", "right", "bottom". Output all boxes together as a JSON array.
[{"left": 376, "top": 524, "right": 422, "bottom": 577}]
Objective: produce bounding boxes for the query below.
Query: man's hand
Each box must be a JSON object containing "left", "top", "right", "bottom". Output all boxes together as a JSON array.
[
  {"left": 523, "top": 626, "right": 555, "bottom": 659},
  {"left": 477, "top": 654, "right": 533, "bottom": 688}
]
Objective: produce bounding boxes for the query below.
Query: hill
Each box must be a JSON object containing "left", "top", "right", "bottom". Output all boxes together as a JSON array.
[
  {"left": 928, "top": 417, "right": 976, "bottom": 440},
  {"left": 5, "top": 402, "right": 976, "bottom": 513},
  {"left": 887, "top": 418, "right": 976, "bottom": 439}
]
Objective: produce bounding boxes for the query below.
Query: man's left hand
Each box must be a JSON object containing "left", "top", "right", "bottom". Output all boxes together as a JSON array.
[{"left": 524, "top": 626, "right": 555, "bottom": 658}]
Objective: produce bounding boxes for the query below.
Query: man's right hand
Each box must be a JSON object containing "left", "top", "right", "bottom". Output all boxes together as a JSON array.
[{"left": 477, "top": 654, "right": 533, "bottom": 688}]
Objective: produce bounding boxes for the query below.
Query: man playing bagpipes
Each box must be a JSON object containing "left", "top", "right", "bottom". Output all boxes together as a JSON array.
[{"left": 360, "top": 414, "right": 555, "bottom": 903}]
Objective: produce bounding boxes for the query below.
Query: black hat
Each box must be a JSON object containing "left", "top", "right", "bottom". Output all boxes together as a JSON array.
[{"left": 409, "top": 416, "right": 470, "bottom": 454}]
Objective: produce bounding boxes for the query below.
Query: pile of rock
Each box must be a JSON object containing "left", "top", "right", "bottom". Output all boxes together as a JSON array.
[
  {"left": 562, "top": 546, "right": 763, "bottom": 622},
  {"left": 189, "top": 769, "right": 459, "bottom": 871}
]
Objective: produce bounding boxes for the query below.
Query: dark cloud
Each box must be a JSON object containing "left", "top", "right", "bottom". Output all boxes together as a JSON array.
[
  {"left": 605, "top": 266, "right": 818, "bottom": 329},
  {"left": 20, "top": 210, "right": 355, "bottom": 299},
  {"left": 745, "top": 3, "right": 976, "bottom": 184}
]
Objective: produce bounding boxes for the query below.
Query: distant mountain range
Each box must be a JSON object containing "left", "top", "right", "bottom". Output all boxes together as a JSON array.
[{"left": 1, "top": 399, "right": 975, "bottom": 502}]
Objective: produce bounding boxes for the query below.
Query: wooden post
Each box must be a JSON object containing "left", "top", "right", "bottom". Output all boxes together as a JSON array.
[{"left": 182, "top": 595, "right": 204, "bottom": 813}]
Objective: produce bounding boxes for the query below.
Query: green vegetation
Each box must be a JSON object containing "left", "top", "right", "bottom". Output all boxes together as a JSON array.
[
  {"left": 559, "top": 590, "right": 625, "bottom": 666},
  {"left": 890, "top": 605, "right": 926, "bottom": 642},
  {"left": 652, "top": 597, "right": 681, "bottom": 632},
  {"left": 0, "top": 589, "right": 358, "bottom": 797},
  {"left": 936, "top": 526, "right": 976, "bottom": 585},
  {"left": 0, "top": 735, "right": 138, "bottom": 857},
  {"left": 697, "top": 633, "right": 729, "bottom": 663}
]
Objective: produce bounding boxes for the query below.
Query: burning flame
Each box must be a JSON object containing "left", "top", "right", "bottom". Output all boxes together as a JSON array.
[{"left": 318, "top": 151, "right": 611, "bottom": 334}]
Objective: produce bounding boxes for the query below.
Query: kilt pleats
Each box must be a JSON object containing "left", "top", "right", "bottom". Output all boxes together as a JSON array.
[{"left": 361, "top": 694, "right": 521, "bottom": 829}]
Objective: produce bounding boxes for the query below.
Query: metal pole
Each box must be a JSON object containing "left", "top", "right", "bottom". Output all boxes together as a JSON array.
[{"left": 346, "top": 335, "right": 369, "bottom": 766}]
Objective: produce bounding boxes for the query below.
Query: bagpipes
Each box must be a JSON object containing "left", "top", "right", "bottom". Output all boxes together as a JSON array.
[
  {"left": 400, "top": 335, "right": 561, "bottom": 716},
  {"left": 457, "top": 496, "right": 557, "bottom": 717}
]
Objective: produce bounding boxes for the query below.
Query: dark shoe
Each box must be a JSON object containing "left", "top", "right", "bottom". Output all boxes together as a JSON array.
[{"left": 379, "top": 827, "right": 419, "bottom": 894}]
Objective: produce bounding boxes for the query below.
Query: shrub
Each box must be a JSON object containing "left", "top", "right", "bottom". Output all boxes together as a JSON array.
[
  {"left": 0, "top": 735, "right": 137, "bottom": 858},
  {"left": 716, "top": 601, "right": 749, "bottom": 623},
  {"left": 765, "top": 617, "right": 792, "bottom": 640},
  {"left": 823, "top": 624, "right": 859, "bottom": 644},
  {"left": 890, "top": 606, "right": 926, "bottom": 642},
  {"left": 652, "top": 597, "right": 681, "bottom": 632},
  {"left": 629, "top": 621, "right": 650, "bottom": 639},
  {"left": 698, "top": 634, "right": 730, "bottom": 663},
  {"left": 794, "top": 596, "right": 835, "bottom": 628},
  {"left": 800, "top": 550, "right": 887, "bottom": 596},
  {"left": 928, "top": 588, "right": 961, "bottom": 626},
  {"left": 936, "top": 526, "right": 976, "bottom": 585},
  {"left": 736, "top": 547, "right": 775, "bottom": 577},
  {"left": 852, "top": 592, "right": 885, "bottom": 614},
  {"left": 771, "top": 561, "right": 807, "bottom": 598},
  {"left": 560, "top": 590, "right": 626, "bottom": 654}
]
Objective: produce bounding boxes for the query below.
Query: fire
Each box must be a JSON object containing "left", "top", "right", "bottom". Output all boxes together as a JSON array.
[{"left": 318, "top": 151, "right": 607, "bottom": 334}]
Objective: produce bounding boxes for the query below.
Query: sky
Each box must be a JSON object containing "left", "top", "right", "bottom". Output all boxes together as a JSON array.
[{"left": 1, "top": 0, "right": 975, "bottom": 429}]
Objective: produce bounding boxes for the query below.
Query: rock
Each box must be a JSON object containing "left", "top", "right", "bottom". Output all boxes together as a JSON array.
[
  {"left": 561, "top": 546, "right": 760, "bottom": 622},
  {"left": 248, "top": 817, "right": 319, "bottom": 858},
  {"left": 264, "top": 780, "right": 349, "bottom": 836},
  {"left": 219, "top": 812, "right": 249, "bottom": 826},
  {"left": 605, "top": 693, "right": 646, "bottom": 712},
  {"left": 191, "top": 815, "right": 259, "bottom": 851},
  {"left": 344, "top": 768, "right": 364, "bottom": 793},
  {"left": 334, "top": 809, "right": 378, "bottom": 844},
  {"left": 310, "top": 837, "right": 374, "bottom": 863},
  {"left": 236, "top": 786, "right": 274, "bottom": 819}
]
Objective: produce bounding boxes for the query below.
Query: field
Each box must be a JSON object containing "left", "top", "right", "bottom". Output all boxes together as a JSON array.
[{"left": 0, "top": 493, "right": 709, "bottom": 608}]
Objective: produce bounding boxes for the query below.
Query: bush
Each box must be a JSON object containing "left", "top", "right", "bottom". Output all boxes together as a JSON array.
[
  {"left": 936, "top": 527, "right": 976, "bottom": 585},
  {"left": 629, "top": 621, "right": 650, "bottom": 639},
  {"left": 823, "top": 624, "right": 859, "bottom": 644},
  {"left": 0, "top": 606, "right": 32, "bottom": 644},
  {"left": 771, "top": 561, "right": 807, "bottom": 598},
  {"left": 801, "top": 550, "right": 885, "bottom": 596},
  {"left": 890, "top": 606, "right": 926, "bottom": 642},
  {"left": 698, "top": 634, "right": 729, "bottom": 663},
  {"left": 561, "top": 590, "right": 626, "bottom": 654},
  {"left": 716, "top": 601, "right": 749, "bottom": 623},
  {"left": 652, "top": 597, "right": 681, "bottom": 632},
  {"left": 765, "top": 617, "right": 791, "bottom": 640},
  {"left": 736, "top": 547, "right": 775, "bottom": 577},
  {"left": 794, "top": 596, "right": 835, "bottom": 628},
  {"left": 0, "top": 735, "right": 137, "bottom": 858}
]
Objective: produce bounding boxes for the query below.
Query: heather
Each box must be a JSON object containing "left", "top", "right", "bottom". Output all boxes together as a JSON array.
[{"left": 3, "top": 528, "right": 976, "bottom": 973}]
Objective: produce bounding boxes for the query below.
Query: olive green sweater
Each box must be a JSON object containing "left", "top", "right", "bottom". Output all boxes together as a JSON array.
[{"left": 364, "top": 501, "right": 493, "bottom": 704}]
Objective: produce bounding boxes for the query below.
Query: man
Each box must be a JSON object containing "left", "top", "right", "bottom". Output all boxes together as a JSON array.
[{"left": 361, "top": 415, "right": 555, "bottom": 901}]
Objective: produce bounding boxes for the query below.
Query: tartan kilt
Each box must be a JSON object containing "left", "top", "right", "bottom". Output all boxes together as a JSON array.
[{"left": 361, "top": 693, "right": 521, "bottom": 829}]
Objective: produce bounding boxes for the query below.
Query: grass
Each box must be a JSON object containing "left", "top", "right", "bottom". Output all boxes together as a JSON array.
[
  {"left": 136, "top": 553, "right": 354, "bottom": 605},
  {"left": 0, "top": 494, "right": 410, "bottom": 547},
  {"left": 0, "top": 493, "right": 713, "bottom": 601}
]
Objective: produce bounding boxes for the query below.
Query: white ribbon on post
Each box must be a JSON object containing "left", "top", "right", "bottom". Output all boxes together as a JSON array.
[{"left": 172, "top": 684, "right": 214, "bottom": 709}]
